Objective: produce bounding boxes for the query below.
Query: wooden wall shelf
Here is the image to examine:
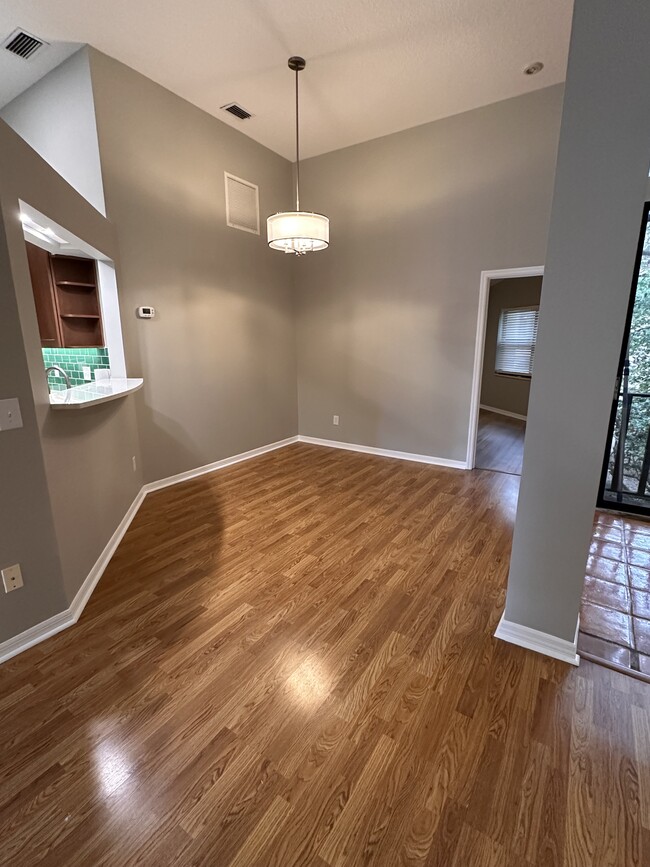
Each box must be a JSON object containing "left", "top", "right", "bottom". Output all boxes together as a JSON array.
[{"left": 26, "top": 243, "right": 105, "bottom": 348}]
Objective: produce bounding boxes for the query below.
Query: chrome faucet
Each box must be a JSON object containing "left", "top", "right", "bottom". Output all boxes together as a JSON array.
[{"left": 45, "top": 365, "right": 72, "bottom": 391}]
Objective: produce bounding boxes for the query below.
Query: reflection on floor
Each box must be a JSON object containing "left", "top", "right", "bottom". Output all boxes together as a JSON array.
[
  {"left": 579, "top": 511, "right": 650, "bottom": 679},
  {"left": 2, "top": 445, "right": 649, "bottom": 863},
  {"left": 475, "top": 408, "right": 526, "bottom": 475}
]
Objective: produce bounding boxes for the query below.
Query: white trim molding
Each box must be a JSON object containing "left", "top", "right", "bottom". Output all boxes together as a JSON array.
[
  {"left": 0, "top": 433, "right": 467, "bottom": 665},
  {"left": 0, "top": 487, "right": 146, "bottom": 665},
  {"left": 495, "top": 612, "right": 580, "bottom": 666},
  {"left": 479, "top": 404, "right": 528, "bottom": 422},
  {"left": 0, "top": 437, "right": 298, "bottom": 665},
  {"left": 71, "top": 489, "right": 147, "bottom": 618},
  {"left": 143, "top": 436, "right": 299, "bottom": 493},
  {"left": 467, "top": 266, "right": 544, "bottom": 469},
  {"left": 0, "top": 608, "right": 75, "bottom": 665},
  {"left": 298, "top": 435, "right": 467, "bottom": 469}
]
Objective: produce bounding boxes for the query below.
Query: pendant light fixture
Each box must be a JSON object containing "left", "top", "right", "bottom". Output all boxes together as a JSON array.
[{"left": 267, "top": 56, "right": 329, "bottom": 255}]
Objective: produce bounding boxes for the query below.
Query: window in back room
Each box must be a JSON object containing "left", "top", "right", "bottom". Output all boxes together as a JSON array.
[{"left": 495, "top": 306, "right": 539, "bottom": 378}]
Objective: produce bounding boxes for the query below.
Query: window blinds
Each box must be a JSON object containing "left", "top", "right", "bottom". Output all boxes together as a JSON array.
[{"left": 495, "top": 307, "right": 539, "bottom": 377}]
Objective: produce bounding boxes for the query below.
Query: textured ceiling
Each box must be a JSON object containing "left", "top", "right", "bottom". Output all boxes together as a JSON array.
[{"left": 0, "top": 0, "right": 573, "bottom": 160}]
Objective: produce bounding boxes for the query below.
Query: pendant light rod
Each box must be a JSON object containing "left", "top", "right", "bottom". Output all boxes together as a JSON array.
[
  {"left": 295, "top": 64, "right": 300, "bottom": 210},
  {"left": 288, "top": 56, "right": 305, "bottom": 211},
  {"left": 266, "top": 55, "right": 329, "bottom": 255}
]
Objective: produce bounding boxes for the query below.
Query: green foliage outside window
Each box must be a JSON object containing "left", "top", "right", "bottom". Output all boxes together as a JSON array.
[{"left": 608, "top": 219, "right": 650, "bottom": 491}]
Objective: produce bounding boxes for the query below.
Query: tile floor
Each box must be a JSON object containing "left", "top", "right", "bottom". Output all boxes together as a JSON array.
[{"left": 578, "top": 511, "right": 650, "bottom": 677}]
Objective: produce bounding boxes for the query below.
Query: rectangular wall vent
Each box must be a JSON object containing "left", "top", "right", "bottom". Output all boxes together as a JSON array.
[
  {"left": 221, "top": 102, "right": 253, "bottom": 121},
  {"left": 3, "top": 29, "right": 47, "bottom": 59},
  {"left": 224, "top": 173, "right": 260, "bottom": 235}
]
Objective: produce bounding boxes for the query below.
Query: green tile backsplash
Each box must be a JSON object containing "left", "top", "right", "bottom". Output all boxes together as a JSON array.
[{"left": 43, "top": 347, "right": 110, "bottom": 389}]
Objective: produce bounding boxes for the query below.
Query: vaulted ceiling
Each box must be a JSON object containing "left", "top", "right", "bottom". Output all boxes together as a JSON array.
[{"left": 0, "top": 0, "right": 573, "bottom": 160}]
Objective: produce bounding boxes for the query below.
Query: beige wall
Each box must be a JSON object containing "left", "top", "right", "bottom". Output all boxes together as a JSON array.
[
  {"left": 480, "top": 276, "right": 543, "bottom": 417},
  {"left": 88, "top": 50, "right": 298, "bottom": 484},
  {"left": 0, "top": 45, "right": 299, "bottom": 648},
  {"left": 0, "top": 119, "right": 142, "bottom": 637},
  {"left": 0, "top": 203, "right": 66, "bottom": 642},
  {"left": 504, "top": 0, "right": 650, "bottom": 642},
  {"left": 296, "top": 85, "right": 563, "bottom": 460},
  {"left": 0, "top": 55, "right": 566, "bottom": 649}
]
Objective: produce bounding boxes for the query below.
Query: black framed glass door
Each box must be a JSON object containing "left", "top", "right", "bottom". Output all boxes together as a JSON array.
[{"left": 598, "top": 202, "right": 650, "bottom": 515}]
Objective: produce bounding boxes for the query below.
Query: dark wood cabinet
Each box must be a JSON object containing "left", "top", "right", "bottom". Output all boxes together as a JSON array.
[
  {"left": 25, "top": 242, "right": 104, "bottom": 348},
  {"left": 25, "top": 243, "right": 61, "bottom": 347}
]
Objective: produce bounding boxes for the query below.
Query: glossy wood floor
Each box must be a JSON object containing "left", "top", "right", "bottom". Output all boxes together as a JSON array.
[
  {"left": 1, "top": 443, "right": 649, "bottom": 866},
  {"left": 475, "top": 408, "right": 526, "bottom": 475}
]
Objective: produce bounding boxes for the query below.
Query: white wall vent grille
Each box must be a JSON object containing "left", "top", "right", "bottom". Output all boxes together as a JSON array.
[
  {"left": 224, "top": 173, "right": 260, "bottom": 235},
  {"left": 2, "top": 29, "right": 47, "bottom": 59}
]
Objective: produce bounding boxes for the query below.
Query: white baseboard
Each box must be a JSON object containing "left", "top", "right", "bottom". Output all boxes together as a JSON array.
[
  {"left": 0, "top": 608, "right": 75, "bottom": 665},
  {"left": 480, "top": 404, "right": 527, "bottom": 422},
  {"left": 69, "top": 488, "right": 147, "bottom": 619},
  {"left": 494, "top": 612, "right": 580, "bottom": 666},
  {"left": 0, "top": 487, "right": 146, "bottom": 665},
  {"left": 0, "top": 438, "right": 301, "bottom": 665},
  {"left": 0, "top": 432, "right": 467, "bottom": 665},
  {"left": 298, "top": 435, "right": 467, "bottom": 470},
  {"left": 143, "top": 436, "right": 300, "bottom": 493}
]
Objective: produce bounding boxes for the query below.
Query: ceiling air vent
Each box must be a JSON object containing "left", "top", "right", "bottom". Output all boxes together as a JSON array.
[
  {"left": 224, "top": 173, "right": 260, "bottom": 235},
  {"left": 221, "top": 102, "right": 252, "bottom": 121},
  {"left": 3, "top": 29, "right": 47, "bottom": 60}
]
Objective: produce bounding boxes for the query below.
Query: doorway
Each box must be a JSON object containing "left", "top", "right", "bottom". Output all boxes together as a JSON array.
[
  {"left": 467, "top": 267, "right": 544, "bottom": 474},
  {"left": 598, "top": 202, "right": 650, "bottom": 515},
  {"left": 576, "top": 203, "right": 650, "bottom": 680}
]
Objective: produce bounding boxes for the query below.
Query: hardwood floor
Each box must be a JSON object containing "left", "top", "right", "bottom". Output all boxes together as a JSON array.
[
  {"left": 0, "top": 443, "right": 648, "bottom": 865},
  {"left": 475, "top": 408, "right": 526, "bottom": 475}
]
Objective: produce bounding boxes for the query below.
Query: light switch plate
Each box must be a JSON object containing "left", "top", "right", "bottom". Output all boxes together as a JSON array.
[
  {"left": 0, "top": 398, "right": 23, "bottom": 431},
  {"left": 2, "top": 564, "right": 23, "bottom": 593},
  {"left": 82, "top": 365, "right": 92, "bottom": 381}
]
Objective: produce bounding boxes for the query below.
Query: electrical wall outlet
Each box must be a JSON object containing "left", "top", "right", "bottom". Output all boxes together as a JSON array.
[
  {"left": 82, "top": 365, "right": 92, "bottom": 381},
  {"left": 2, "top": 564, "right": 23, "bottom": 593},
  {"left": 333, "top": 415, "right": 340, "bottom": 426}
]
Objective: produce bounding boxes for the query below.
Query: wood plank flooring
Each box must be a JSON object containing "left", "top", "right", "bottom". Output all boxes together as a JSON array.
[
  {"left": 475, "top": 408, "right": 526, "bottom": 475},
  {"left": 0, "top": 443, "right": 648, "bottom": 865}
]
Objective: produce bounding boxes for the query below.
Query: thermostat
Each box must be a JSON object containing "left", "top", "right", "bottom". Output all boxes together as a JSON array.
[{"left": 137, "top": 306, "right": 156, "bottom": 319}]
